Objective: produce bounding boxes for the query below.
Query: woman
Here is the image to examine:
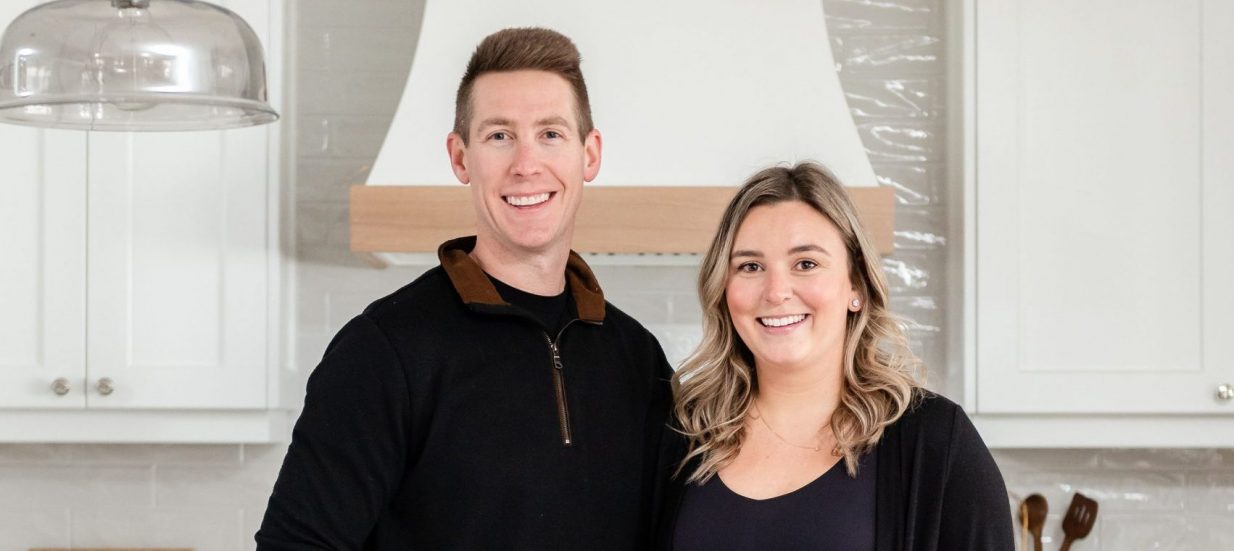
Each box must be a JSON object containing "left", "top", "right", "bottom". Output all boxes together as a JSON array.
[{"left": 660, "top": 163, "right": 1013, "bottom": 550}]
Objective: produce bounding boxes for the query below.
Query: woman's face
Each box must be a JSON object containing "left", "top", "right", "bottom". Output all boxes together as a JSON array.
[{"left": 725, "top": 200, "right": 861, "bottom": 373}]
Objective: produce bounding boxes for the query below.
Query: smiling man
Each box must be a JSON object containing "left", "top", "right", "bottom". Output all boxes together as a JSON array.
[
  {"left": 446, "top": 60, "right": 597, "bottom": 295},
  {"left": 256, "top": 28, "right": 675, "bottom": 550}
]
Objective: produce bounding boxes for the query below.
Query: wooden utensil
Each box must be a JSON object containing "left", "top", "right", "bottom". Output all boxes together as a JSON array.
[
  {"left": 1024, "top": 493, "right": 1048, "bottom": 551},
  {"left": 1060, "top": 492, "right": 1098, "bottom": 551},
  {"left": 1018, "top": 500, "right": 1029, "bottom": 551}
]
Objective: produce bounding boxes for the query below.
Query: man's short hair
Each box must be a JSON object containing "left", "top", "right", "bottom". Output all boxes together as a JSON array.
[{"left": 454, "top": 27, "right": 594, "bottom": 144}]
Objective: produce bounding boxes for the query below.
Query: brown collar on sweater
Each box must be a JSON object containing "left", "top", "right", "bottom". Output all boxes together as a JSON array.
[{"left": 437, "top": 236, "right": 606, "bottom": 324}]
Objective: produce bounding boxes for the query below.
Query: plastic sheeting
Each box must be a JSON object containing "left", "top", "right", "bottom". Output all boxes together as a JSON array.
[{"left": 824, "top": 0, "right": 951, "bottom": 392}]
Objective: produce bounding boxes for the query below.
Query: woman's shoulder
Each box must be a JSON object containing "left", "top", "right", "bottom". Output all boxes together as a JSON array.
[
  {"left": 880, "top": 390, "right": 1014, "bottom": 548},
  {"left": 888, "top": 388, "right": 980, "bottom": 446},
  {"left": 901, "top": 388, "right": 965, "bottom": 422}
]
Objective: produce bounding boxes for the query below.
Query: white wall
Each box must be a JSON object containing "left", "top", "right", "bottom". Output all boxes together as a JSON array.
[{"left": 1, "top": 0, "right": 1231, "bottom": 549}]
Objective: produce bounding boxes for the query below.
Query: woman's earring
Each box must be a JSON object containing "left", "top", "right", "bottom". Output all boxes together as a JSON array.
[{"left": 850, "top": 298, "right": 861, "bottom": 311}]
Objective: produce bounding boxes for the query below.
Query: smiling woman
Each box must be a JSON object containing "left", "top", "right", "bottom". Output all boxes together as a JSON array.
[
  {"left": 673, "top": 163, "right": 916, "bottom": 483},
  {"left": 659, "top": 162, "right": 1014, "bottom": 550},
  {"left": 725, "top": 201, "right": 860, "bottom": 378}
]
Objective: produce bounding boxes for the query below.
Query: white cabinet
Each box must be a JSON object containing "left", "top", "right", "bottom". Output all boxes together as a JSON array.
[
  {"left": 0, "top": 0, "right": 289, "bottom": 441},
  {"left": 954, "top": 0, "right": 1234, "bottom": 445},
  {"left": 0, "top": 130, "right": 87, "bottom": 409},
  {"left": 84, "top": 130, "right": 273, "bottom": 410}
]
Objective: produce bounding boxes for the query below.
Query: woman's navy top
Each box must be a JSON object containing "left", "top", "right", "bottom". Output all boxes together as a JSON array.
[{"left": 672, "top": 451, "right": 876, "bottom": 550}]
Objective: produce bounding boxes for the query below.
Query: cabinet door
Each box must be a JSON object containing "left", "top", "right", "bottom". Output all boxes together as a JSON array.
[
  {"left": 85, "top": 126, "right": 271, "bottom": 409},
  {"left": 0, "top": 127, "right": 87, "bottom": 408},
  {"left": 975, "top": 0, "right": 1234, "bottom": 413},
  {"left": 0, "top": 1, "right": 86, "bottom": 409},
  {"left": 80, "top": 0, "right": 276, "bottom": 410}
]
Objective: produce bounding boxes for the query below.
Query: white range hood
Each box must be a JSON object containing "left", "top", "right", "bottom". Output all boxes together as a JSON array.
[{"left": 368, "top": 0, "right": 876, "bottom": 189}]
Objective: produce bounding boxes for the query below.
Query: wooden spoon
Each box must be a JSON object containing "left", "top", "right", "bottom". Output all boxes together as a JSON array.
[
  {"left": 1018, "top": 500, "right": 1029, "bottom": 551},
  {"left": 1024, "top": 493, "right": 1048, "bottom": 551},
  {"left": 1060, "top": 492, "right": 1099, "bottom": 551}
]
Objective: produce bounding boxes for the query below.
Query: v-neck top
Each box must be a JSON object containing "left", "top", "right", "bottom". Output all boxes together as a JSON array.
[{"left": 671, "top": 450, "right": 876, "bottom": 551}]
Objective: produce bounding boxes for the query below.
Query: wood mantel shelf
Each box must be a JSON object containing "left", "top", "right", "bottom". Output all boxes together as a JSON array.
[{"left": 350, "top": 185, "right": 895, "bottom": 265}]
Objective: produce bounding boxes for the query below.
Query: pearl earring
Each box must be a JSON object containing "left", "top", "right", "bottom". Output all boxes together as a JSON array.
[{"left": 851, "top": 298, "right": 861, "bottom": 309}]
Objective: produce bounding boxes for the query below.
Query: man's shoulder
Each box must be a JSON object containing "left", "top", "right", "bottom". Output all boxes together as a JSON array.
[
  {"left": 360, "top": 265, "right": 458, "bottom": 323},
  {"left": 599, "top": 300, "right": 660, "bottom": 343},
  {"left": 596, "top": 300, "right": 674, "bottom": 377},
  {"left": 599, "top": 299, "right": 642, "bottom": 328}
]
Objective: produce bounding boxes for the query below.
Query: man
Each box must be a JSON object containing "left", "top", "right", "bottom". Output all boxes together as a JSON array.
[{"left": 256, "top": 28, "right": 675, "bottom": 550}]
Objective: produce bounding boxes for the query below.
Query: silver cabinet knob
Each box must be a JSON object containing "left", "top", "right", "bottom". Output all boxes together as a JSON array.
[
  {"left": 1219, "top": 384, "right": 1234, "bottom": 401},
  {"left": 96, "top": 377, "right": 115, "bottom": 396},
  {"left": 50, "top": 377, "right": 71, "bottom": 396}
]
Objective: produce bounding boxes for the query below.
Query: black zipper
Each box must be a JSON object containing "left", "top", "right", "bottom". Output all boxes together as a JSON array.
[
  {"left": 545, "top": 320, "right": 581, "bottom": 447},
  {"left": 546, "top": 335, "right": 572, "bottom": 447}
]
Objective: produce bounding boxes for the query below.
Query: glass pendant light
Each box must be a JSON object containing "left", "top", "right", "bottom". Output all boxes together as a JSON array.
[{"left": 0, "top": 0, "right": 278, "bottom": 131}]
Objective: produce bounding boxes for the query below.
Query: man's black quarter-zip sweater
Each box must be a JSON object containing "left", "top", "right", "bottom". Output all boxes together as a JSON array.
[{"left": 257, "top": 237, "right": 676, "bottom": 550}]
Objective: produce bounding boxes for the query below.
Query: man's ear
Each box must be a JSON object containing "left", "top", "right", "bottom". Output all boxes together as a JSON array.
[
  {"left": 582, "top": 128, "right": 602, "bottom": 183},
  {"left": 447, "top": 132, "right": 470, "bottom": 185}
]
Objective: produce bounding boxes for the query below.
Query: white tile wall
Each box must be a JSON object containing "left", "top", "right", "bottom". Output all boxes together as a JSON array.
[
  {"left": 2, "top": 1, "right": 1232, "bottom": 549},
  {"left": 0, "top": 508, "right": 69, "bottom": 550},
  {"left": 996, "top": 449, "right": 1234, "bottom": 550},
  {"left": 69, "top": 508, "right": 241, "bottom": 550},
  {"left": 0, "top": 466, "right": 154, "bottom": 509},
  {"left": 0, "top": 445, "right": 276, "bottom": 549}
]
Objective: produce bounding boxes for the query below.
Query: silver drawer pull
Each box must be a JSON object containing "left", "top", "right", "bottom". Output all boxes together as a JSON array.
[
  {"left": 1218, "top": 384, "right": 1233, "bottom": 402},
  {"left": 51, "top": 377, "right": 71, "bottom": 396}
]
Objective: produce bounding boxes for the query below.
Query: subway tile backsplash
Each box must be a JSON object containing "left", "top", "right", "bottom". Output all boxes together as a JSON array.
[
  {"left": 2, "top": 1, "right": 1232, "bottom": 549},
  {"left": 1, "top": 445, "right": 1231, "bottom": 549}
]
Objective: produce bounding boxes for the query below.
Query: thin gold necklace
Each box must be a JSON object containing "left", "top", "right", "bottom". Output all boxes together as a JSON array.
[{"left": 751, "top": 399, "right": 825, "bottom": 452}]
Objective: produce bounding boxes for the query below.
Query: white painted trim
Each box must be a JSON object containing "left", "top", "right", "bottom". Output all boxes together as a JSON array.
[
  {"left": 946, "top": 0, "right": 978, "bottom": 412},
  {"left": 974, "top": 415, "right": 1234, "bottom": 448},
  {"left": 0, "top": 409, "right": 291, "bottom": 443},
  {"left": 265, "top": 0, "right": 290, "bottom": 411}
]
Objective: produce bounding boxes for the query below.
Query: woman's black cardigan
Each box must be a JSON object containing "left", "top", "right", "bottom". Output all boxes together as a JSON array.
[{"left": 654, "top": 392, "right": 1016, "bottom": 551}]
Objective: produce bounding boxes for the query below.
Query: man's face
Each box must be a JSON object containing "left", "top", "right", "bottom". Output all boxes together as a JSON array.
[{"left": 447, "top": 70, "right": 602, "bottom": 258}]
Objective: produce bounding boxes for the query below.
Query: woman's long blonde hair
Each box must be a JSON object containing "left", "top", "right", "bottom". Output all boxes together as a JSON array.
[{"left": 672, "top": 162, "right": 923, "bottom": 483}]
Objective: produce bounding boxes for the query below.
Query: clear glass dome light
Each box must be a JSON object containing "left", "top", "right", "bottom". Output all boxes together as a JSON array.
[{"left": 0, "top": 0, "right": 278, "bottom": 131}]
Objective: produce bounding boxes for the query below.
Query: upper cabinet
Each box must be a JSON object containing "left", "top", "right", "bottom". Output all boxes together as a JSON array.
[
  {"left": 84, "top": 129, "right": 274, "bottom": 410},
  {"left": 0, "top": 129, "right": 87, "bottom": 409},
  {"left": 0, "top": 0, "right": 288, "bottom": 442},
  {"left": 955, "top": 0, "right": 1234, "bottom": 445}
]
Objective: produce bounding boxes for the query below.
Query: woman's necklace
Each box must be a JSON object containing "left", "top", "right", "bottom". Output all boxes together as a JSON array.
[{"left": 751, "top": 399, "right": 826, "bottom": 452}]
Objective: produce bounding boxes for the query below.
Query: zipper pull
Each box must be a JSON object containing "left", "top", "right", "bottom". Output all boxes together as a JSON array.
[{"left": 550, "top": 342, "right": 564, "bottom": 370}]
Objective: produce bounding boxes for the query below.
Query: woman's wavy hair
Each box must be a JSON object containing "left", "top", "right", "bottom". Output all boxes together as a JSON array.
[{"left": 672, "top": 162, "right": 923, "bottom": 483}]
